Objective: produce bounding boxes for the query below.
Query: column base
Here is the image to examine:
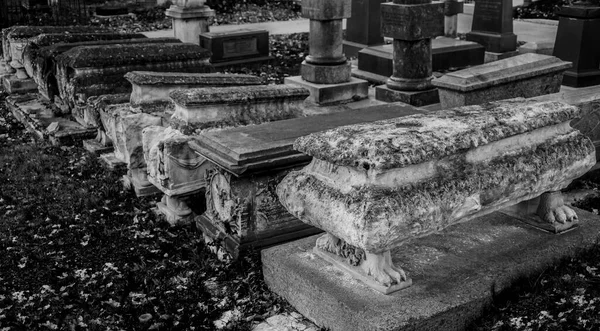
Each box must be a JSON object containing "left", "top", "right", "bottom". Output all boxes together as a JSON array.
[
  {"left": 2, "top": 75, "right": 37, "bottom": 94},
  {"left": 301, "top": 61, "right": 351, "bottom": 84},
  {"left": 285, "top": 76, "right": 368, "bottom": 106},
  {"left": 561, "top": 69, "right": 600, "bottom": 88},
  {"left": 375, "top": 85, "right": 439, "bottom": 107}
]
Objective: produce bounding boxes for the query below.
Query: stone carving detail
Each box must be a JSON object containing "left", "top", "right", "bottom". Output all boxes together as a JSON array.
[
  {"left": 277, "top": 99, "right": 596, "bottom": 294},
  {"left": 205, "top": 169, "right": 245, "bottom": 240}
]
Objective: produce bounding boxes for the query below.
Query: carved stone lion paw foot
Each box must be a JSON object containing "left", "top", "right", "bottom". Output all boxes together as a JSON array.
[
  {"left": 536, "top": 191, "right": 578, "bottom": 225},
  {"left": 362, "top": 251, "right": 407, "bottom": 287},
  {"left": 316, "top": 233, "right": 340, "bottom": 254},
  {"left": 541, "top": 205, "right": 577, "bottom": 224}
]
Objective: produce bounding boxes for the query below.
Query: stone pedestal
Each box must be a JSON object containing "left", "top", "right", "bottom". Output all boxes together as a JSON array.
[
  {"left": 466, "top": 0, "right": 517, "bottom": 55},
  {"left": 552, "top": 3, "right": 600, "bottom": 87},
  {"left": 444, "top": 0, "right": 464, "bottom": 38},
  {"left": 165, "top": 2, "right": 215, "bottom": 44},
  {"left": 343, "top": 0, "right": 386, "bottom": 58},
  {"left": 288, "top": 0, "right": 368, "bottom": 105},
  {"left": 374, "top": 0, "right": 444, "bottom": 106}
]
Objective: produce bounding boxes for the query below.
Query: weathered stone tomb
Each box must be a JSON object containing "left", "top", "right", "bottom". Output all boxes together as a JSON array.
[
  {"left": 54, "top": 42, "right": 213, "bottom": 112},
  {"left": 433, "top": 53, "right": 572, "bottom": 108},
  {"left": 189, "top": 104, "right": 425, "bottom": 257},
  {"left": 277, "top": 99, "right": 595, "bottom": 294},
  {"left": 125, "top": 71, "right": 264, "bottom": 113}
]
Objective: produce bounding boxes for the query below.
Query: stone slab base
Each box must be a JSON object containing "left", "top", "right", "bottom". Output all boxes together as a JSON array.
[
  {"left": 5, "top": 93, "right": 96, "bottom": 145},
  {"left": 154, "top": 203, "right": 194, "bottom": 226},
  {"left": 122, "top": 173, "right": 161, "bottom": 197},
  {"left": 284, "top": 76, "right": 368, "bottom": 106},
  {"left": 2, "top": 76, "right": 38, "bottom": 94},
  {"left": 343, "top": 40, "right": 384, "bottom": 59},
  {"left": 351, "top": 68, "right": 389, "bottom": 86},
  {"left": 210, "top": 55, "right": 274, "bottom": 69},
  {"left": 561, "top": 69, "right": 600, "bottom": 88},
  {"left": 375, "top": 85, "right": 440, "bottom": 107},
  {"left": 484, "top": 50, "right": 520, "bottom": 63},
  {"left": 196, "top": 214, "right": 323, "bottom": 259},
  {"left": 82, "top": 139, "right": 113, "bottom": 156},
  {"left": 99, "top": 153, "right": 127, "bottom": 172},
  {"left": 313, "top": 243, "right": 413, "bottom": 295},
  {"left": 262, "top": 209, "right": 600, "bottom": 331}
]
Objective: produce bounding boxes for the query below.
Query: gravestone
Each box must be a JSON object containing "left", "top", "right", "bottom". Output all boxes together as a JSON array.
[
  {"left": 54, "top": 42, "right": 213, "bottom": 112},
  {"left": 466, "top": 0, "right": 518, "bottom": 61},
  {"left": 374, "top": 0, "right": 444, "bottom": 106},
  {"left": 165, "top": 0, "right": 215, "bottom": 44},
  {"left": 552, "top": 2, "right": 600, "bottom": 87},
  {"left": 199, "top": 29, "right": 272, "bottom": 67},
  {"left": 22, "top": 33, "right": 149, "bottom": 100},
  {"left": 285, "top": 0, "right": 368, "bottom": 105},
  {"left": 433, "top": 53, "right": 571, "bottom": 108},
  {"left": 342, "top": 0, "right": 386, "bottom": 58},
  {"left": 269, "top": 99, "right": 596, "bottom": 330},
  {"left": 189, "top": 103, "right": 425, "bottom": 257},
  {"left": 444, "top": 0, "right": 464, "bottom": 38}
]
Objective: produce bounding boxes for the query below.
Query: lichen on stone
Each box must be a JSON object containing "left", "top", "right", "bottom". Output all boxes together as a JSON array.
[{"left": 294, "top": 99, "right": 581, "bottom": 171}]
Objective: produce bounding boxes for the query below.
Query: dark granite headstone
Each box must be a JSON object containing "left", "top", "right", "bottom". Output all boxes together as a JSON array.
[
  {"left": 466, "top": 0, "right": 517, "bottom": 53},
  {"left": 342, "top": 0, "right": 386, "bottom": 58},
  {"left": 552, "top": 4, "right": 600, "bottom": 87},
  {"left": 199, "top": 29, "right": 271, "bottom": 67}
]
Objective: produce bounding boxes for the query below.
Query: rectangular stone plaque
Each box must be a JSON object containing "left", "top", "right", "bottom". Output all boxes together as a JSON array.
[
  {"left": 222, "top": 37, "right": 258, "bottom": 59},
  {"left": 380, "top": 2, "right": 444, "bottom": 40},
  {"left": 200, "top": 29, "right": 269, "bottom": 63},
  {"left": 471, "top": 0, "right": 513, "bottom": 34}
]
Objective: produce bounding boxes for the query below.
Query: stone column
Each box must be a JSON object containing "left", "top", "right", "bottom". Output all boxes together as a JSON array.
[
  {"left": 375, "top": 0, "right": 444, "bottom": 106},
  {"left": 466, "top": 0, "right": 518, "bottom": 62},
  {"left": 444, "top": 0, "right": 464, "bottom": 38},
  {"left": 285, "top": 0, "right": 368, "bottom": 106},
  {"left": 165, "top": 0, "right": 215, "bottom": 44},
  {"left": 552, "top": 0, "right": 600, "bottom": 87}
]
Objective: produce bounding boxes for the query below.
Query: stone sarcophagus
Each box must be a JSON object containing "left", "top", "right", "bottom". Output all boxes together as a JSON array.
[
  {"left": 277, "top": 99, "right": 596, "bottom": 294},
  {"left": 433, "top": 53, "right": 572, "bottom": 109},
  {"left": 22, "top": 33, "right": 150, "bottom": 100},
  {"left": 54, "top": 42, "right": 213, "bottom": 111},
  {"left": 125, "top": 71, "right": 264, "bottom": 113},
  {"left": 188, "top": 104, "right": 426, "bottom": 257},
  {"left": 169, "top": 84, "right": 311, "bottom": 134},
  {"left": 5, "top": 26, "right": 108, "bottom": 78}
]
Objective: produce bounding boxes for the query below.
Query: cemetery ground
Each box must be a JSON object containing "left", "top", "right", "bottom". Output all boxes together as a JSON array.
[{"left": 1, "top": 89, "right": 600, "bottom": 330}]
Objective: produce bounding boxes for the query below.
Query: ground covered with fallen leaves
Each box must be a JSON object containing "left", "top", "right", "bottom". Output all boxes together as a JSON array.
[
  {"left": 88, "top": 1, "right": 302, "bottom": 33},
  {"left": 0, "top": 90, "right": 291, "bottom": 330}
]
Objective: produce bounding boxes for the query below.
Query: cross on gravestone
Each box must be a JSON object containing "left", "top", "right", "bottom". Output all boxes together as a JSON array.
[
  {"left": 374, "top": 0, "right": 444, "bottom": 106},
  {"left": 466, "top": 0, "right": 517, "bottom": 54},
  {"left": 343, "top": 0, "right": 386, "bottom": 58}
]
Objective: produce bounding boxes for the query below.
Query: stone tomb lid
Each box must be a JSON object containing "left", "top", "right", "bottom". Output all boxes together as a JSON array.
[
  {"left": 7, "top": 26, "right": 109, "bottom": 40},
  {"left": 126, "top": 71, "right": 263, "bottom": 86},
  {"left": 188, "top": 104, "right": 424, "bottom": 176},
  {"left": 433, "top": 53, "right": 572, "bottom": 92},
  {"left": 199, "top": 28, "right": 268, "bottom": 38},
  {"left": 40, "top": 38, "right": 179, "bottom": 60},
  {"left": 29, "top": 32, "right": 147, "bottom": 49},
  {"left": 294, "top": 99, "right": 580, "bottom": 171},
  {"left": 56, "top": 42, "right": 210, "bottom": 68},
  {"left": 169, "top": 85, "right": 308, "bottom": 107}
]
